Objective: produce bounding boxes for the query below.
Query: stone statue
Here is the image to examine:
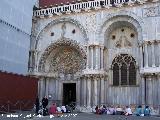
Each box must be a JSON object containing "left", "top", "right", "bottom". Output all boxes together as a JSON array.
[
  {"left": 116, "top": 35, "right": 132, "bottom": 48},
  {"left": 61, "top": 23, "right": 66, "bottom": 37}
]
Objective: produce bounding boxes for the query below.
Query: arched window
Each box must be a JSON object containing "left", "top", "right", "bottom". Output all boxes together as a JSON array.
[
  {"left": 112, "top": 54, "right": 136, "bottom": 86},
  {"left": 113, "top": 63, "right": 119, "bottom": 86}
]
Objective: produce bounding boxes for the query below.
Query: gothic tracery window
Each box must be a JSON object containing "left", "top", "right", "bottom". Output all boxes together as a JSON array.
[{"left": 112, "top": 54, "right": 136, "bottom": 86}]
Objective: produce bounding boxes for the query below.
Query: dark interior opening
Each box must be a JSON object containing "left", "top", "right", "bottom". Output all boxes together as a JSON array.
[{"left": 63, "top": 83, "right": 76, "bottom": 106}]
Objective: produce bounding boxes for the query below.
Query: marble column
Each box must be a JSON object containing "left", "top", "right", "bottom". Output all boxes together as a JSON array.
[
  {"left": 119, "top": 67, "right": 121, "bottom": 85},
  {"left": 55, "top": 79, "right": 58, "bottom": 100},
  {"left": 151, "top": 42, "right": 155, "bottom": 67},
  {"left": 38, "top": 78, "right": 41, "bottom": 99},
  {"left": 159, "top": 42, "right": 160, "bottom": 67},
  {"left": 144, "top": 42, "right": 149, "bottom": 68},
  {"left": 45, "top": 78, "right": 49, "bottom": 97},
  {"left": 58, "top": 79, "right": 62, "bottom": 103},
  {"left": 76, "top": 79, "right": 81, "bottom": 106},
  {"left": 158, "top": 75, "right": 160, "bottom": 105},
  {"left": 146, "top": 76, "right": 153, "bottom": 105},
  {"left": 94, "top": 77, "right": 98, "bottom": 106},
  {"left": 34, "top": 50, "right": 39, "bottom": 72},
  {"left": 28, "top": 51, "right": 32, "bottom": 72},
  {"left": 100, "top": 76, "right": 105, "bottom": 104},
  {"left": 127, "top": 67, "right": 129, "bottom": 84},
  {"left": 33, "top": 51, "right": 37, "bottom": 72},
  {"left": 95, "top": 46, "right": 99, "bottom": 70},
  {"left": 87, "top": 77, "right": 91, "bottom": 107},
  {"left": 39, "top": 77, "right": 45, "bottom": 100},
  {"left": 101, "top": 46, "right": 104, "bottom": 70},
  {"left": 38, "top": 78, "right": 40, "bottom": 97},
  {"left": 86, "top": 46, "right": 90, "bottom": 69},
  {"left": 141, "top": 77, "right": 145, "bottom": 105},
  {"left": 83, "top": 78, "right": 87, "bottom": 106},
  {"left": 91, "top": 46, "right": 94, "bottom": 69},
  {"left": 140, "top": 45, "right": 143, "bottom": 68},
  {"left": 104, "top": 78, "right": 108, "bottom": 104}
]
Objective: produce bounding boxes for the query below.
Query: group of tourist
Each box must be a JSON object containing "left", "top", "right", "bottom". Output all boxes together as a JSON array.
[
  {"left": 94, "top": 105, "right": 151, "bottom": 116},
  {"left": 136, "top": 105, "right": 151, "bottom": 116},
  {"left": 35, "top": 96, "right": 72, "bottom": 116},
  {"left": 35, "top": 96, "right": 151, "bottom": 116},
  {"left": 49, "top": 103, "right": 72, "bottom": 115}
]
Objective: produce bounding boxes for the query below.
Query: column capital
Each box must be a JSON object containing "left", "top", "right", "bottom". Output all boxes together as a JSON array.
[
  {"left": 143, "top": 40, "right": 149, "bottom": 45},
  {"left": 100, "top": 45, "right": 105, "bottom": 49},
  {"left": 90, "top": 45, "right": 94, "bottom": 48},
  {"left": 138, "top": 43, "right": 143, "bottom": 48},
  {"left": 150, "top": 40, "right": 156, "bottom": 44},
  {"left": 157, "top": 74, "right": 160, "bottom": 78}
]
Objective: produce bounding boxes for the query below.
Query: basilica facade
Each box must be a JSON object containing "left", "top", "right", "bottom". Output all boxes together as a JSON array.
[{"left": 29, "top": 0, "right": 160, "bottom": 112}]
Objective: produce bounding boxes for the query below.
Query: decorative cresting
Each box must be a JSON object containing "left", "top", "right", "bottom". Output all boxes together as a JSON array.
[
  {"left": 38, "top": 37, "right": 86, "bottom": 73},
  {"left": 112, "top": 54, "right": 136, "bottom": 86},
  {"left": 34, "top": 18, "right": 88, "bottom": 50},
  {"left": 33, "top": 0, "right": 156, "bottom": 17}
]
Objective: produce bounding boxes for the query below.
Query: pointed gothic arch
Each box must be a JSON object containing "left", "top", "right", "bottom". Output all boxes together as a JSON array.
[{"left": 112, "top": 54, "right": 137, "bottom": 86}]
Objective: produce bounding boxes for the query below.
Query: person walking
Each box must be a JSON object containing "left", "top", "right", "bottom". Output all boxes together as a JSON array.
[
  {"left": 42, "top": 96, "right": 48, "bottom": 116},
  {"left": 35, "top": 96, "right": 39, "bottom": 115}
]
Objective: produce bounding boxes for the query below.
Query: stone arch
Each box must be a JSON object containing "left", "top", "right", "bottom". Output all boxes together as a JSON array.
[
  {"left": 35, "top": 18, "right": 88, "bottom": 50},
  {"left": 99, "top": 10, "right": 144, "bottom": 47},
  {"left": 38, "top": 37, "right": 87, "bottom": 72}
]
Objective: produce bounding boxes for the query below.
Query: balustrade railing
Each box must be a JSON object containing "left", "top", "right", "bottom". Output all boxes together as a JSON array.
[{"left": 33, "top": 0, "right": 150, "bottom": 17}]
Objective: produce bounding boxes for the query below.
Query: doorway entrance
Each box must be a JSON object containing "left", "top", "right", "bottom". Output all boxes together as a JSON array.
[{"left": 63, "top": 83, "right": 76, "bottom": 105}]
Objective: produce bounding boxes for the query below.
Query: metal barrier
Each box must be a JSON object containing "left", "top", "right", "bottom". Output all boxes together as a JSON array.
[{"left": 0, "top": 100, "right": 34, "bottom": 113}]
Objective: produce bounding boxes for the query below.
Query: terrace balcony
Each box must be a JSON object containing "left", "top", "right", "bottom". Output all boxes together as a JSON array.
[{"left": 33, "top": 0, "right": 159, "bottom": 17}]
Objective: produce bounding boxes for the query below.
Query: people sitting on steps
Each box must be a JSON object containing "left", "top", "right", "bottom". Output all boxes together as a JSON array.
[{"left": 94, "top": 104, "right": 152, "bottom": 117}]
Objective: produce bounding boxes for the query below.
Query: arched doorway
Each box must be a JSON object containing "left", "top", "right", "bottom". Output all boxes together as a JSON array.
[{"left": 38, "top": 38, "right": 86, "bottom": 106}]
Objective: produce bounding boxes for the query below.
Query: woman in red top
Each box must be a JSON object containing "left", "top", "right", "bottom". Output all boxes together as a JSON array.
[{"left": 49, "top": 103, "right": 57, "bottom": 114}]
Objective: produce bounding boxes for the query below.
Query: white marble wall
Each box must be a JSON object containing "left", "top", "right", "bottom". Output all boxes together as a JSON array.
[
  {"left": 0, "top": 0, "right": 36, "bottom": 74},
  {"left": 31, "top": 2, "right": 160, "bottom": 73},
  {"left": 31, "top": 1, "right": 160, "bottom": 109}
]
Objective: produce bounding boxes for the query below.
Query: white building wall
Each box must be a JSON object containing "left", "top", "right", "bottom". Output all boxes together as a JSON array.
[{"left": 0, "top": 0, "right": 36, "bottom": 74}]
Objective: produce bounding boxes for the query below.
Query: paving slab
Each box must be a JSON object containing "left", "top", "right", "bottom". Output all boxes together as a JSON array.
[{"left": 1, "top": 112, "right": 160, "bottom": 120}]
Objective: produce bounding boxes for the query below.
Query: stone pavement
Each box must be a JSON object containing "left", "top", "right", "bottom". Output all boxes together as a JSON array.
[
  {"left": 32, "top": 113, "right": 160, "bottom": 120},
  {"left": 1, "top": 112, "right": 160, "bottom": 120}
]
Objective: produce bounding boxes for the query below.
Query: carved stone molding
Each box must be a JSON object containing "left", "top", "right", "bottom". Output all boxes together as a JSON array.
[
  {"left": 82, "top": 73, "right": 107, "bottom": 80},
  {"left": 140, "top": 67, "right": 160, "bottom": 76},
  {"left": 143, "top": 6, "right": 159, "bottom": 17},
  {"left": 82, "top": 69, "right": 107, "bottom": 79},
  {"left": 38, "top": 37, "right": 87, "bottom": 72},
  {"left": 35, "top": 18, "right": 88, "bottom": 49},
  {"left": 99, "top": 11, "right": 144, "bottom": 45},
  {"left": 85, "top": 13, "right": 97, "bottom": 33}
]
